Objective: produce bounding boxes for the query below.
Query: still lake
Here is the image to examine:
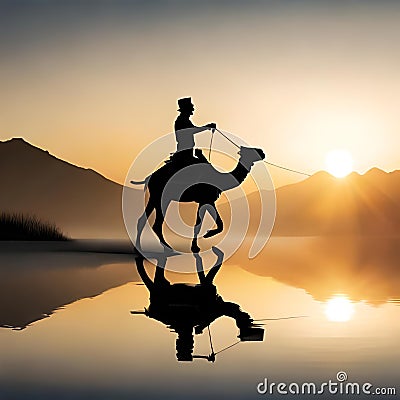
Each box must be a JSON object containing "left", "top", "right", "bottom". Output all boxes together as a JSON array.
[{"left": 0, "top": 237, "right": 399, "bottom": 399}]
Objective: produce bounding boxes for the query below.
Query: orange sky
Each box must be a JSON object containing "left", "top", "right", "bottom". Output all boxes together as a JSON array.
[{"left": 1, "top": 1, "right": 400, "bottom": 187}]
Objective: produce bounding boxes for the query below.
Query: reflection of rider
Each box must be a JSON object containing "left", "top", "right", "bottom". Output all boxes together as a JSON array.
[
  {"left": 134, "top": 247, "right": 255, "bottom": 362},
  {"left": 173, "top": 97, "right": 216, "bottom": 165}
]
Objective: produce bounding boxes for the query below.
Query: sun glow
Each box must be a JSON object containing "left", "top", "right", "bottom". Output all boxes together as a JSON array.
[
  {"left": 325, "top": 295, "right": 355, "bottom": 322},
  {"left": 324, "top": 149, "right": 354, "bottom": 178}
]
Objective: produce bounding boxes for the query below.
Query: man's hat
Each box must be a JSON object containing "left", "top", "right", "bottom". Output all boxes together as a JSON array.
[{"left": 177, "top": 97, "right": 194, "bottom": 111}]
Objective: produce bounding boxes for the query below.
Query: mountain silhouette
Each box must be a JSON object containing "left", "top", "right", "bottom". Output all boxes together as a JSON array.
[
  {"left": 0, "top": 138, "right": 142, "bottom": 238},
  {"left": 223, "top": 169, "right": 400, "bottom": 237},
  {"left": 270, "top": 169, "right": 400, "bottom": 235},
  {"left": 1, "top": 138, "right": 399, "bottom": 238}
]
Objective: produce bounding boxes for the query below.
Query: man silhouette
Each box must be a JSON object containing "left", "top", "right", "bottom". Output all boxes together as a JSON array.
[{"left": 173, "top": 97, "right": 216, "bottom": 165}]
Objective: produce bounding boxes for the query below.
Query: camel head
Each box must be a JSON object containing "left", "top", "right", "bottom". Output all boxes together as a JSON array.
[{"left": 238, "top": 146, "right": 265, "bottom": 170}]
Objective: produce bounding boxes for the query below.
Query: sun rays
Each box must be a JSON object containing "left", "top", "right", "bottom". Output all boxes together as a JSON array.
[{"left": 325, "top": 149, "right": 354, "bottom": 178}]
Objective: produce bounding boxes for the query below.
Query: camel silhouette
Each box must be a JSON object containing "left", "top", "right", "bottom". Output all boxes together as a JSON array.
[
  {"left": 131, "top": 248, "right": 264, "bottom": 362},
  {"left": 132, "top": 146, "right": 265, "bottom": 253}
]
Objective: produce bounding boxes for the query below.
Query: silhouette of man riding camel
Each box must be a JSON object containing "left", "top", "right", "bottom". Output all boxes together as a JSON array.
[
  {"left": 170, "top": 97, "right": 216, "bottom": 167},
  {"left": 131, "top": 247, "right": 264, "bottom": 362},
  {"left": 132, "top": 97, "right": 265, "bottom": 253}
]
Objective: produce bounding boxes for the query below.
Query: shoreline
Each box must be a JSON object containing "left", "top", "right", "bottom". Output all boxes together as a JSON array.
[{"left": 0, "top": 239, "right": 136, "bottom": 254}]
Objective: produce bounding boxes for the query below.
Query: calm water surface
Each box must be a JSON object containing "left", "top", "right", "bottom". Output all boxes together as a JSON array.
[{"left": 0, "top": 237, "right": 399, "bottom": 399}]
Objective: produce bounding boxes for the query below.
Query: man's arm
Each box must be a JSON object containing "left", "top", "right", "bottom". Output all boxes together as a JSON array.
[
  {"left": 191, "top": 122, "right": 216, "bottom": 135},
  {"left": 175, "top": 120, "right": 216, "bottom": 135}
]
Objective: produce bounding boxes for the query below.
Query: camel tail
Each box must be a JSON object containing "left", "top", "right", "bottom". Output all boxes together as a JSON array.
[{"left": 130, "top": 175, "right": 151, "bottom": 189}]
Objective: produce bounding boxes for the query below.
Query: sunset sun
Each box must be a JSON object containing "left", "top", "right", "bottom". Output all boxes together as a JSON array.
[{"left": 325, "top": 149, "right": 354, "bottom": 178}]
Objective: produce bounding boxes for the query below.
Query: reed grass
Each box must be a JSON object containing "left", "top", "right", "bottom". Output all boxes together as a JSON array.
[{"left": 0, "top": 212, "right": 68, "bottom": 241}]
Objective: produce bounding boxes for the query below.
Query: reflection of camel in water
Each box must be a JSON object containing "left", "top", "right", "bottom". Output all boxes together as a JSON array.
[
  {"left": 132, "top": 247, "right": 264, "bottom": 362},
  {"left": 133, "top": 146, "right": 265, "bottom": 252}
]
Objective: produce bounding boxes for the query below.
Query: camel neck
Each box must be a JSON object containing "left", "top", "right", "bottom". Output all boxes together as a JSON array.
[{"left": 230, "top": 162, "right": 251, "bottom": 185}]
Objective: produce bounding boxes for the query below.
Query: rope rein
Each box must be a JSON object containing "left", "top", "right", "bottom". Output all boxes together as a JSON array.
[
  {"left": 207, "top": 325, "right": 215, "bottom": 355},
  {"left": 213, "top": 128, "right": 311, "bottom": 177},
  {"left": 208, "top": 130, "right": 215, "bottom": 161},
  {"left": 253, "top": 315, "right": 309, "bottom": 322},
  {"left": 215, "top": 340, "right": 241, "bottom": 355},
  {"left": 207, "top": 324, "right": 240, "bottom": 359},
  {"left": 206, "top": 315, "right": 308, "bottom": 360}
]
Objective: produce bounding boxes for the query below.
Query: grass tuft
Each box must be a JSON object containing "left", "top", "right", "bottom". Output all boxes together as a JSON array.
[{"left": 0, "top": 212, "right": 68, "bottom": 241}]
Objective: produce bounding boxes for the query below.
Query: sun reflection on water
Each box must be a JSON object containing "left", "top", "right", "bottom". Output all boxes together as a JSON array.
[{"left": 324, "top": 294, "right": 355, "bottom": 322}]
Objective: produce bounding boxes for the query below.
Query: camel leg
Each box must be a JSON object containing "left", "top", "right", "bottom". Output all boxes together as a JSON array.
[
  {"left": 191, "top": 204, "right": 207, "bottom": 253},
  {"left": 135, "top": 256, "right": 154, "bottom": 291},
  {"left": 154, "top": 263, "right": 170, "bottom": 288},
  {"left": 203, "top": 203, "right": 224, "bottom": 238},
  {"left": 136, "top": 198, "right": 154, "bottom": 250},
  {"left": 194, "top": 253, "right": 206, "bottom": 283},
  {"left": 153, "top": 202, "right": 172, "bottom": 250}
]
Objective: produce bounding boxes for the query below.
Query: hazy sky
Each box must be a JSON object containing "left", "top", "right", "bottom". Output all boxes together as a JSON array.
[{"left": 1, "top": 0, "right": 400, "bottom": 186}]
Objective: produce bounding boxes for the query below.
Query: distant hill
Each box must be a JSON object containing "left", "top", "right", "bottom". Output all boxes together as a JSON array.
[
  {"left": 0, "top": 138, "right": 141, "bottom": 239},
  {"left": 219, "top": 168, "right": 400, "bottom": 236},
  {"left": 271, "top": 169, "right": 400, "bottom": 235},
  {"left": 1, "top": 138, "right": 399, "bottom": 238}
]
